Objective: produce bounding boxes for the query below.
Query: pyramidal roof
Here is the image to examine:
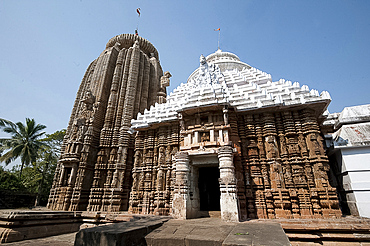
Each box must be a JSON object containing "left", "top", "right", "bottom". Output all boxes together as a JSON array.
[{"left": 131, "top": 50, "right": 331, "bottom": 129}]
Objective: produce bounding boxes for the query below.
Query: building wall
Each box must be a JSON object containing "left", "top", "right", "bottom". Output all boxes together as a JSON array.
[
  {"left": 47, "top": 34, "right": 342, "bottom": 220},
  {"left": 234, "top": 108, "right": 341, "bottom": 220},
  {"left": 130, "top": 107, "right": 342, "bottom": 220},
  {"left": 340, "top": 147, "right": 370, "bottom": 217},
  {"left": 128, "top": 124, "right": 180, "bottom": 215}
]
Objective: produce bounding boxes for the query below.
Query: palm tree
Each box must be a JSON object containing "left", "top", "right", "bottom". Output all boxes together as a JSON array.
[{"left": 0, "top": 118, "right": 46, "bottom": 178}]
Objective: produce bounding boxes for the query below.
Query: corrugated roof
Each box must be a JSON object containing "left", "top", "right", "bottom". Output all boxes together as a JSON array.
[{"left": 333, "top": 122, "right": 370, "bottom": 147}]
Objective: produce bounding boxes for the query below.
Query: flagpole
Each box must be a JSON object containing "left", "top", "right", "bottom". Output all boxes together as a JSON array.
[
  {"left": 214, "top": 28, "right": 221, "bottom": 50},
  {"left": 136, "top": 8, "right": 141, "bottom": 35},
  {"left": 218, "top": 29, "right": 220, "bottom": 50}
]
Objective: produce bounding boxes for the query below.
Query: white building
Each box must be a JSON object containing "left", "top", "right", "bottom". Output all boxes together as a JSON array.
[{"left": 325, "top": 104, "right": 370, "bottom": 217}]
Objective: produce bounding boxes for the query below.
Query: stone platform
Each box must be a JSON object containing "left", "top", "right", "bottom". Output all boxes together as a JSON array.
[
  {"left": 277, "top": 216, "right": 370, "bottom": 245},
  {"left": 2, "top": 209, "right": 370, "bottom": 245},
  {"left": 74, "top": 216, "right": 370, "bottom": 246},
  {"left": 146, "top": 218, "right": 290, "bottom": 246},
  {"left": 2, "top": 232, "right": 77, "bottom": 246},
  {"left": 0, "top": 210, "right": 82, "bottom": 243},
  {"left": 0, "top": 209, "right": 155, "bottom": 244}
]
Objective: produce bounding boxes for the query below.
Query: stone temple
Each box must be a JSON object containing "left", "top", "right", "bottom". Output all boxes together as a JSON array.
[{"left": 47, "top": 34, "right": 342, "bottom": 222}]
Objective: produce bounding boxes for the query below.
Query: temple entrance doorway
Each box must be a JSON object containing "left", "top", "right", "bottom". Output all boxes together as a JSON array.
[{"left": 198, "top": 166, "right": 220, "bottom": 211}]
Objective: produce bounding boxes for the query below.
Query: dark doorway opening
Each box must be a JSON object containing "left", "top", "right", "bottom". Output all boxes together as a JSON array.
[{"left": 198, "top": 167, "right": 220, "bottom": 211}]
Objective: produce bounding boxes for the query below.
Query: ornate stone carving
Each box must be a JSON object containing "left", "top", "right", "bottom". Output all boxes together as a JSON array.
[
  {"left": 49, "top": 35, "right": 340, "bottom": 221},
  {"left": 265, "top": 136, "right": 279, "bottom": 159},
  {"left": 188, "top": 55, "right": 222, "bottom": 88},
  {"left": 235, "top": 109, "right": 340, "bottom": 219},
  {"left": 157, "top": 71, "right": 171, "bottom": 104},
  {"left": 48, "top": 34, "right": 165, "bottom": 212}
]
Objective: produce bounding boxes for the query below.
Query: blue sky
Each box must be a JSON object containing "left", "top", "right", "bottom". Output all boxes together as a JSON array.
[{"left": 1, "top": 0, "right": 369, "bottom": 137}]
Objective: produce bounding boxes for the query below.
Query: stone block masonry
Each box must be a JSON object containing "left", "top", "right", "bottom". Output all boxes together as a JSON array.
[
  {"left": 48, "top": 34, "right": 342, "bottom": 222},
  {"left": 47, "top": 35, "right": 169, "bottom": 213}
]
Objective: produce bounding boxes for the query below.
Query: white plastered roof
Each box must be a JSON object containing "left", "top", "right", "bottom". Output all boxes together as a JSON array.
[{"left": 131, "top": 50, "right": 331, "bottom": 129}]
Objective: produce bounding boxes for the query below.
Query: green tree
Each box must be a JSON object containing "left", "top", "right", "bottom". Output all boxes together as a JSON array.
[
  {"left": 0, "top": 118, "right": 46, "bottom": 178},
  {"left": 0, "top": 166, "right": 26, "bottom": 191},
  {"left": 4, "top": 129, "right": 66, "bottom": 206},
  {"left": 0, "top": 166, "right": 29, "bottom": 208}
]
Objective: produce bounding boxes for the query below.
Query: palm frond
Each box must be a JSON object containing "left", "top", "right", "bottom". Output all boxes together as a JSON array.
[
  {"left": 0, "top": 150, "right": 16, "bottom": 165},
  {"left": 16, "top": 121, "right": 26, "bottom": 137},
  {"left": 0, "top": 118, "right": 47, "bottom": 177},
  {"left": 0, "top": 118, "right": 15, "bottom": 128}
]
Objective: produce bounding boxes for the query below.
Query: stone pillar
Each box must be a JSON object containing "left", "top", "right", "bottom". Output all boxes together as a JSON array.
[
  {"left": 218, "top": 146, "right": 240, "bottom": 222},
  {"left": 59, "top": 167, "right": 66, "bottom": 186},
  {"left": 193, "top": 132, "right": 199, "bottom": 144},
  {"left": 210, "top": 129, "right": 215, "bottom": 142},
  {"left": 68, "top": 164, "right": 78, "bottom": 186},
  {"left": 219, "top": 129, "right": 223, "bottom": 142},
  {"left": 171, "top": 152, "right": 190, "bottom": 219}
]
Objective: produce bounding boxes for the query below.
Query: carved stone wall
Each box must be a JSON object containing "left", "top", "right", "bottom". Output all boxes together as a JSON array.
[
  {"left": 235, "top": 108, "right": 341, "bottom": 219},
  {"left": 47, "top": 35, "right": 168, "bottom": 212},
  {"left": 129, "top": 107, "right": 341, "bottom": 220},
  {"left": 128, "top": 124, "right": 179, "bottom": 215},
  {"left": 48, "top": 36, "right": 341, "bottom": 220}
]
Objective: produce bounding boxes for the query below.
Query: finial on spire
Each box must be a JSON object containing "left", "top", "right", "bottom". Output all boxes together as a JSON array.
[
  {"left": 135, "top": 8, "right": 141, "bottom": 35},
  {"left": 200, "top": 55, "right": 206, "bottom": 65}
]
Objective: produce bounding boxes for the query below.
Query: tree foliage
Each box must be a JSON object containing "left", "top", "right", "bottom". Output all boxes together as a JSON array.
[
  {"left": 0, "top": 166, "right": 26, "bottom": 191},
  {"left": 0, "top": 118, "right": 46, "bottom": 177},
  {"left": 0, "top": 118, "right": 65, "bottom": 207}
]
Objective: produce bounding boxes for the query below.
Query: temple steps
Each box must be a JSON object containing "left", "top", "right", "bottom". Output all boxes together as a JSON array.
[
  {"left": 209, "top": 210, "right": 221, "bottom": 218},
  {"left": 198, "top": 210, "right": 221, "bottom": 219},
  {"left": 275, "top": 217, "right": 370, "bottom": 245}
]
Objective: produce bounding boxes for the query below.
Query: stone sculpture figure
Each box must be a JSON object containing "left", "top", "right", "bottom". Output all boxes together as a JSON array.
[
  {"left": 283, "top": 164, "right": 294, "bottom": 188},
  {"left": 279, "top": 135, "right": 288, "bottom": 157},
  {"left": 158, "top": 71, "right": 171, "bottom": 103},
  {"left": 265, "top": 136, "right": 279, "bottom": 159},
  {"left": 270, "top": 161, "right": 284, "bottom": 189},
  {"left": 307, "top": 133, "right": 324, "bottom": 157},
  {"left": 178, "top": 113, "right": 185, "bottom": 131},
  {"left": 161, "top": 71, "right": 172, "bottom": 88},
  {"left": 195, "top": 55, "right": 221, "bottom": 87},
  {"left": 257, "top": 137, "right": 265, "bottom": 157},
  {"left": 298, "top": 134, "right": 308, "bottom": 156},
  {"left": 200, "top": 132, "right": 210, "bottom": 142},
  {"left": 223, "top": 106, "right": 229, "bottom": 125}
]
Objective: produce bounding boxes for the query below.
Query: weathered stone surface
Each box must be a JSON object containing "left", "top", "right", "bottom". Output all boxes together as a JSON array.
[
  {"left": 3, "top": 232, "right": 77, "bottom": 246},
  {"left": 222, "top": 223, "right": 290, "bottom": 246},
  {"left": 74, "top": 216, "right": 170, "bottom": 246},
  {"left": 47, "top": 35, "right": 168, "bottom": 213},
  {"left": 0, "top": 211, "right": 82, "bottom": 243},
  {"left": 278, "top": 217, "right": 370, "bottom": 245},
  {"left": 146, "top": 218, "right": 290, "bottom": 246},
  {"left": 48, "top": 34, "right": 341, "bottom": 223},
  {"left": 146, "top": 219, "right": 236, "bottom": 246}
]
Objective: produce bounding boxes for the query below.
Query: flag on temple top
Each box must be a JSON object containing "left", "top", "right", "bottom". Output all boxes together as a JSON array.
[
  {"left": 214, "top": 28, "right": 220, "bottom": 31},
  {"left": 137, "top": 8, "right": 141, "bottom": 17}
]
